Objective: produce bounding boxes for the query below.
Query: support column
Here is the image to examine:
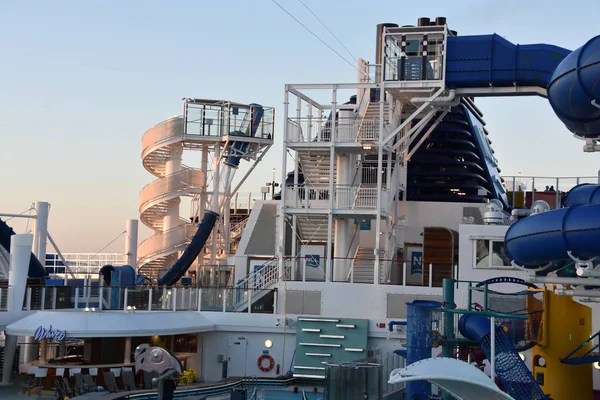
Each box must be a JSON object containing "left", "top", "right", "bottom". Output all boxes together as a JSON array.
[
  {"left": 32, "top": 201, "right": 49, "bottom": 261},
  {"left": 374, "top": 84, "right": 385, "bottom": 285},
  {"left": 210, "top": 144, "right": 222, "bottom": 266},
  {"left": 441, "top": 278, "right": 455, "bottom": 400},
  {"left": 333, "top": 152, "right": 354, "bottom": 281},
  {"left": 125, "top": 219, "right": 139, "bottom": 267},
  {"left": 0, "top": 335, "right": 17, "bottom": 385},
  {"left": 278, "top": 90, "right": 289, "bottom": 282},
  {"left": 124, "top": 337, "right": 132, "bottom": 364},
  {"left": 9, "top": 234, "right": 38, "bottom": 364},
  {"left": 39, "top": 339, "right": 48, "bottom": 363},
  {"left": 163, "top": 145, "right": 183, "bottom": 233},
  {"left": 7, "top": 234, "right": 32, "bottom": 313},
  {"left": 326, "top": 87, "right": 337, "bottom": 282}
]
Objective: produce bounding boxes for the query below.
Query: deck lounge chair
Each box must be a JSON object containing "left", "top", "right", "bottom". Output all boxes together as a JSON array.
[{"left": 103, "top": 371, "right": 122, "bottom": 393}]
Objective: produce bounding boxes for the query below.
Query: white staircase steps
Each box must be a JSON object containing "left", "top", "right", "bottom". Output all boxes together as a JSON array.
[{"left": 349, "top": 247, "right": 387, "bottom": 284}]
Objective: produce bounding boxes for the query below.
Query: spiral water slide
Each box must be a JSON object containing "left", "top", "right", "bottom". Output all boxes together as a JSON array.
[{"left": 154, "top": 105, "right": 265, "bottom": 286}]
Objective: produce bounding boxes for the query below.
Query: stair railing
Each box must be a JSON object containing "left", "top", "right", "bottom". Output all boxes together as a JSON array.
[{"left": 233, "top": 258, "right": 279, "bottom": 308}]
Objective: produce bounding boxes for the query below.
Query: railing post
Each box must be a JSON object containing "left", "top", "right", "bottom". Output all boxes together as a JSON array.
[
  {"left": 428, "top": 263, "right": 433, "bottom": 287},
  {"left": 52, "top": 287, "right": 57, "bottom": 310},
  {"left": 85, "top": 285, "right": 90, "bottom": 309},
  {"left": 162, "top": 287, "right": 167, "bottom": 310},
  {"left": 197, "top": 288, "right": 202, "bottom": 312},
  {"left": 0, "top": 288, "right": 3, "bottom": 310},
  {"left": 172, "top": 288, "right": 178, "bottom": 311},
  {"left": 148, "top": 288, "right": 153, "bottom": 311},
  {"left": 25, "top": 287, "right": 32, "bottom": 311},
  {"left": 248, "top": 289, "right": 252, "bottom": 314},
  {"left": 123, "top": 288, "right": 129, "bottom": 311},
  {"left": 273, "top": 289, "right": 278, "bottom": 314},
  {"left": 222, "top": 288, "right": 227, "bottom": 312},
  {"left": 403, "top": 262, "right": 407, "bottom": 286},
  {"left": 75, "top": 287, "right": 80, "bottom": 310},
  {"left": 99, "top": 278, "right": 104, "bottom": 310},
  {"left": 40, "top": 287, "right": 46, "bottom": 310}
]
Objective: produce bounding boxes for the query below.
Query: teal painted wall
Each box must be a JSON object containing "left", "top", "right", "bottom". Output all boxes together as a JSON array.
[{"left": 294, "top": 316, "right": 369, "bottom": 378}]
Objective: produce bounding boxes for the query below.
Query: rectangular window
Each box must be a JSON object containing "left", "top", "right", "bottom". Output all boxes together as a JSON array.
[{"left": 474, "top": 239, "right": 513, "bottom": 269}]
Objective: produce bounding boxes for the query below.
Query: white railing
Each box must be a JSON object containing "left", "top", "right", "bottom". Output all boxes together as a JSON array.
[
  {"left": 139, "top": 168, "right": 206, "bottom": 212},
  {"left": 141, "top": 117, "right": 185, "bottom": 157},
  {"left": 15, "top": 284, "right": 277, "bottom": 314},
  {"left": 501, "top": 175, "right": 600, "bottom": 209},
  {"left": 230, "top": 219, "right": 248, "bottom": 240},
  {"left": 284, "top": 185, "right": 388, "bottom": 210},
  {"left": 286, "top": 117, "right": 386, "bottom": 143},
  {"left": 137, "top": 224, "right": 197, "bottom": 265},
  {"left": 234, "top": 258, "right": 280, "bottom": 309},
  {"left": 45, "top": 253, "right": 127, "bottom": 276}
]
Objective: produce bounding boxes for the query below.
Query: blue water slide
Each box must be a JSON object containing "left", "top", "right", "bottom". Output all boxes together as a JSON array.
[
  {"left": 157, "top": 211, "right": 219, "bottom": 286},
  {"left": 505, "top": 203, "right": 600, "bottom": 268},
  {"left": 563, "top": 183, "right": 600, "bottom": 206},
  {"left": 458, "top": 314, "right": 546, "bottom": 400},
  {"left": 0, "top": 218, "right": 48, "bottom": 278},
  {"left": 446, "top": 34, "right": 570, "bottom": 89},
  {"left": 547, "top": 36, "right": 600, "bottom": 138},
  {"left": 224, "top": 104, "right": 264, "bottom": 168}
]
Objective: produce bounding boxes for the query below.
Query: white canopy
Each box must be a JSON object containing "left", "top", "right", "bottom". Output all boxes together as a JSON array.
[
  {"left": 5, "top": 311, "right": 215, "bottom": 338},
  {"left": 389, "top": 357, "right": 515, "bottom": 400}
]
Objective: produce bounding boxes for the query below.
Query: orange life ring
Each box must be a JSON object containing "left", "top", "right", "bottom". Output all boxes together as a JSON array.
[{"left": 257, "top": 354, "right": 275, "bottom": 372}]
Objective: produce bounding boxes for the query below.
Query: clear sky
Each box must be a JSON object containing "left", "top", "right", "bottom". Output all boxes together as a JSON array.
[{"left": 2, "top": 0, "right": 600, "bottom": 253}]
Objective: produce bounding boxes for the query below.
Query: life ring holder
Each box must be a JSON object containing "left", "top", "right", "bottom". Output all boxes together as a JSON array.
[{"left": 257, "top": 354, "right": 275, "bottom": 372}]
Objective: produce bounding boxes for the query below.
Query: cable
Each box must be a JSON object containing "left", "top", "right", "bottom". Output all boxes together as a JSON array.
[
  {"left": 271, "top": 0, "right": 368, "bottom": 79},
  {"left": 3, "top": 206, "right": 35, "bottom": 222},
  {"left": 90, "top": 230, "right": 126, "bottom": 260},
  {"left": 297, "top": 0, "right": 356, "bottom": 61}
]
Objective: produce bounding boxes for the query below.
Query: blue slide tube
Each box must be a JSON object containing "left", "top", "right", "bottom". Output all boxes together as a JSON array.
[
  {"left": 157, "top": 211, "right": 219, "bottom": 286},
  {"left": 0, "top": 218, "right": 48, "bottom": 278},
  {"left": 547, "top": 36, "right": 600, "bottom": 139},
  {"left": 563, "top": 183, "right": 600, "bottom": 206},
  {"left": 505, "top": 204, "right": 600, "bottom": 268},
  {"left": 446, "top": 34, "right": 570, "bottom": 90},
  {"left": 224, "top": 104, "right": 264, "bottom": 168},
  {"left": 458, "top": 314, "right": 546, "bottom": 400}
]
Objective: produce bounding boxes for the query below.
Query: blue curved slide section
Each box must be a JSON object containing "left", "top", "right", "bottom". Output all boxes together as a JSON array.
[
  {"left": 505, "top": 184, "right": 600, "bottom": 268},
  {"left": 564, "top": 183, "right": 600, "bottom": 206},
  {"left": 447, "top": 35, "right": 600, "bottom": 139},
  {"left": 458, "top": 314, "right": 546, "bottom": 400},
  {"left": 547, "top": 36, "right": 600, "bottom": 139},
  {"left": 157, "top": 211, "right": 219, "bottom": 286},
  {"left": 0, "top": 218, "right": 48, "bottom": 278}
]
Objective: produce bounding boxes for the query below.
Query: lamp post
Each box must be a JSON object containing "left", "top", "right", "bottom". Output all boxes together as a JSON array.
[{"left": 266, "top": 167, "right": 280, "bottom": 200}]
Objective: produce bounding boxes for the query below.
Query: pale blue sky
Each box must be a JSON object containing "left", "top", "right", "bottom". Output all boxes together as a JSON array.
[{"left": 1, "top": 0, "right": 600, "bottom": 253}]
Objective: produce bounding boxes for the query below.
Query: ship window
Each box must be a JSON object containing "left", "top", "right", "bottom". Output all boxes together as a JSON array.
[{"left": 474, "top": 239, "right": 512, "bottom": 269}]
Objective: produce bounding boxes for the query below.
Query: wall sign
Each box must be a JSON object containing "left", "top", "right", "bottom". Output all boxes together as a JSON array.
[
  {"left": 305, "top": 255, "right": 320, "bottom": 268},
  {"left": 34, "top": 325, "right": 67, "bottom": 342}
]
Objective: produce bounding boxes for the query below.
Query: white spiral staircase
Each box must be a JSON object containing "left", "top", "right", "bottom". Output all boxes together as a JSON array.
[{"left": 138, "top": 117, "right": 208, "bottom": 278}]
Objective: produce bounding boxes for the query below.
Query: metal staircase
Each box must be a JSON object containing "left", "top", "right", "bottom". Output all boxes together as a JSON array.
[
  {"left": 298, "top": 151, "right": 336, "bottom": 187},
  {"left": 296, "top": 215, "right": 331, "bottom": 243},
  {"left": 348, "top": 247, "right": 387, "bottom": 284},
  {"left": 233, "top": 258, "right": 280, "bottom": 311},
  {"left": 357, "top": 102, "right": 390, "bottom": 141}
]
